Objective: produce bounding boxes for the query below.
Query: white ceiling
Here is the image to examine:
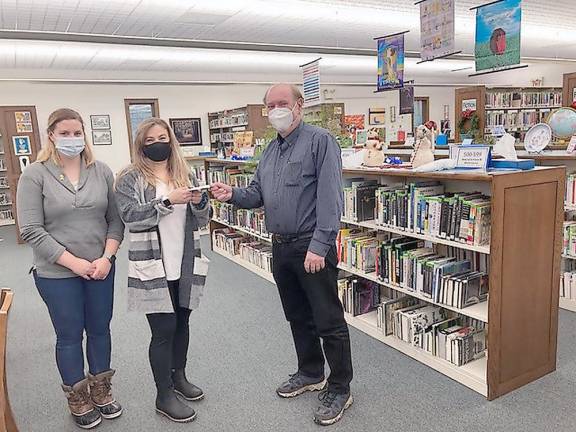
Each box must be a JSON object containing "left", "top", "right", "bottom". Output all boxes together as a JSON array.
[
  {"left": 0, "top": 0, "right": 574, "bottom": 85},
  {"left": 0, "top": 0, "right": 574, "bottom": 58}
]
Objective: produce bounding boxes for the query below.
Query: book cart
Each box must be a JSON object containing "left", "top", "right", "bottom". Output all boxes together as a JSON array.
[{"left": 205, "top": 157, "right": 564, "bottom": 400}]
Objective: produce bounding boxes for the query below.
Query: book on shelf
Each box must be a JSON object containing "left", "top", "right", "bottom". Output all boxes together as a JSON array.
[
  {"left": 566, "top": 173, "right": 576, "bottom": 207},
  {"left": 563, "top": 222, "right": 576, "bottom": 257},
  {"left": 338, "top": 228, "right": 490, "bottom": 310},
  {"left": 368, "top": 181, "right": 491, "bottom": 247},
  {"left": 371, "top": 292, "right": 487, "bottom": 366},
  {"left": 342, "top": 178, "right": 379, "bottom": 222},
  {"left": 485, "top": 89, "right": 562, "bottom": 109},
  {"left": 212, "top": 201, "right": 269, "bottom": 239},
  {"left": 338, "top": 277, "right": 389, "bottom": 317},
  {"left": 561, "top": 262, "right": 576, "bottom": 301},
  {"left": 213, "top": 228, "right": 273, "bottom": 273}
]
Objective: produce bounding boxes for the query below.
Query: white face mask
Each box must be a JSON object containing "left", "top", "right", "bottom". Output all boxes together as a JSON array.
[
  {"left": 268, "top": 104, "right": 297, "bottom": 134},
  {"left": 55, "top": 137, "right": 85, "bottom": 158}
]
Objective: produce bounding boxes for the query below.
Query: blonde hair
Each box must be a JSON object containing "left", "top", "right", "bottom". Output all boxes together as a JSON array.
[
  {"left": 37, "top": 108, "right": 95, "bottom": 166},
  {"left": 122, "top": 117, "right": 191, "bottom": 188}
]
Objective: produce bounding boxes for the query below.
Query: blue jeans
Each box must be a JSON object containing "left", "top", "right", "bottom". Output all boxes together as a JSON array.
[{"left": 34, "top": 265, "right": 115, "bottom": 386}]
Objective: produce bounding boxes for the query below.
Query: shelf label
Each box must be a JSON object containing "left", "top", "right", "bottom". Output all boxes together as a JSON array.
[{"left": 455, "top": 145, "right": 491, "bottom": 171}]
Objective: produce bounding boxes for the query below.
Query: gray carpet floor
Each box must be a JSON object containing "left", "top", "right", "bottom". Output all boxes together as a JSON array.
[{"left": 1, "top": 225, "right": 576, "bottom": 431}]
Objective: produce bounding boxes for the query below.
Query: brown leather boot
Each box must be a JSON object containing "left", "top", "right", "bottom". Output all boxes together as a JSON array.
[
  {"left": 62, "top": 378, "right": 102, "bottom": 429},
  {"left": 88, "top": 369, "right": 123, "bottom": 419}
]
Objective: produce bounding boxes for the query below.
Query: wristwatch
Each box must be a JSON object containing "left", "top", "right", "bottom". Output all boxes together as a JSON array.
[
  {"left": 162, "top": 196, "right": 172, "bottom": 208},
  {"left": 104, "top": 253, "right": 116, "bottom": 264}
]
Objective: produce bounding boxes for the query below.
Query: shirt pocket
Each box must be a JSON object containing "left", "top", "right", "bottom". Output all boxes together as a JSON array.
[{"left": 285, "top": 161, "right": 302, "bottom": 186}]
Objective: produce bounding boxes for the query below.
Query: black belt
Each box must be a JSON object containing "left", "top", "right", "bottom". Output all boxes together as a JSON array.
[{"left": 271, "top": 231, "right": 314, "bottom": 244}]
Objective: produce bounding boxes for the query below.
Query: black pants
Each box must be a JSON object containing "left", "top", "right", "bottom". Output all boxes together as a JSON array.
[
  {"left": 146, "top": 280, "right": 192, "bottom": 391},
  {"left": 272, "top": 238, "right": 353, "bottom": 394}
]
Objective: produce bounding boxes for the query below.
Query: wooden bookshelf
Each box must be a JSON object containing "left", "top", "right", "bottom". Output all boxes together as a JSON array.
[
  {"left": 206, "top": 157, "right": 564, "bottom": 400},
  {"left": 207, "top": 105, "right": 268, "bottom": 152}
]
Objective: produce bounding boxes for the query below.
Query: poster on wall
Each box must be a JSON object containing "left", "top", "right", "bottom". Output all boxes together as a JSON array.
[
  {"left": 12, "top": 136, "right": 31, "bottom": 155},
  {"left": 399, "top": 86, "right": 415, "bottom": 115},
  {"left": 128, "top": 104, "right": 154, "bottom": 143},
  {"left": 369, "top": 108, "right": 386, "bottom": 126},
  {"left": 474, "top": 0, "right": 522, "bottom": 72},
  {"left": 419, "top": 0, "right": 456, "bottom": 61},
  {"left": 92, "top": 130, "right": 112, "bottom": 146},
  {"left": 170, "top": 118, "right": 202, "bottom": 146},
  {"left": 14, "top": 111, "right": 33, "bottom": 133},
  {"left": 344, "top": 115, "right": 366, "bottom": 144},
  {"left": 377, "top": 32, "right": 406, "bottom": 91},
  {"left": 301, "top": 58, "right": 321, "bottom": 107}
]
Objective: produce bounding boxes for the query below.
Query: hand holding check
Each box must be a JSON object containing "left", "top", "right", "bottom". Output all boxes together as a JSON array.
[{"left": 210, "top": 182, "right": 233, "bottom": 202}]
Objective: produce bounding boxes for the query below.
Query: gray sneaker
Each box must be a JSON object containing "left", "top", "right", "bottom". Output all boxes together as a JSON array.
[
  {"left": 276, "top": 372, "right": 327, "bottom": 398},
  {"left": 313, "top": 390, "right": 353, "bottom": 426}
]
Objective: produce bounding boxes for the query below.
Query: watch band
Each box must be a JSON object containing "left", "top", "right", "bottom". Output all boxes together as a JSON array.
[
  {"left": 162, "top": 197, "right": 172, "bottom": 207},
  {"left": 104, "top": 253, "right": 116, "bottom": 264}
]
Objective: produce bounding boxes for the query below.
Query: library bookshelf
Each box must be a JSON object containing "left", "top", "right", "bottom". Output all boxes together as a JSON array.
[
  {"left": 206, "top": 158, "right": 564, "bottom": 400},
  {"left": 519, "top": 154, "right": 576, "bottom": 312}
]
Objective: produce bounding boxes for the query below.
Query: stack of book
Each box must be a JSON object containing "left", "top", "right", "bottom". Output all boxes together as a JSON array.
[
  {"left": 485, "top": 110, "right": 551, "bottom": 131},
  {"left": 374, "top": 182, "right": 491, "bottom": 247},
  {"left": 213, "top": 228, "right": 252, "bottom": 256},
  {"left": 376, "top": 299, "right": 486, "bottom": 366},
  {"left": 239, "top": 241, "right": 273, "bottom": 273},
  {"left": 563, "top": 222, "right": 576, "bottom": 257}
]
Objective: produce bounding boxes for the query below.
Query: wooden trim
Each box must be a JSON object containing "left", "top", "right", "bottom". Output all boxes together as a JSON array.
[
  {"left": 487, "top": 167, "right": 564, "bottom": 400},
  {"left": 124, "top": 98, "right": 160, "bottom": 161},
  {"left": 563, "top": 72, "right": 576, "bottom": 108},
  {"left": 455, "top": 86, "right": 486, "bottom": 142},
  {"left": 413, "top": 97, "right": 430, "bottom": 132}
]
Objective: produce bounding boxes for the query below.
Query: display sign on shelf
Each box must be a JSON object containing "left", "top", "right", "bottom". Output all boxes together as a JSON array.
[{"left": 455, "top": 145, "right": 491, "bottom": 171}]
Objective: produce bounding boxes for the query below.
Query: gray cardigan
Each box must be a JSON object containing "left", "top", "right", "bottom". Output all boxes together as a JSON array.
[
  {"left": 114, "top": 168, "right": 210, "bottom": 313},
  {"left": 16, "top": 160, "right": 125, "bottom": 279}
]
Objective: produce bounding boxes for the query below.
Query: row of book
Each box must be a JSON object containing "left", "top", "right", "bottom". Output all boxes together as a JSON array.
[
  {"left": 209, "top": 113, "right": 248, "bottom": 129},
  {"left": 208, "top": 166, "right": 253, "bottom": 187},
  {"left": 210, "top": 132, "right": 235, "bottom": 143},
  {"left": 485, "top": 90, "right": 562, "bottom": 109},
  {"left": 485, "top": 110, "right": 551, "bottom": 131},
  {"left": 565, "top": 173, "right": 576, "bottom": 206},
  {"left": 376, "top": 296, "right": 486, "bottom": 367},
  {"left": 563, "top": 222, "right": 576, "bottom": 257},
  {"left": 212, "top": 201, "right": 270, "bottom": 239},
  {"left": 337, "top": 230, "right": 489, "bottom": 310},
  {"left": 344, "top": 179, "right": 491, "bottom": 247},
  {"left": 212, "top": 228, "right": 273, "bottom": 274},
  {"left": 189, "top": 165, "right": 206, "bottom": 186},
  {"left": 337, "top": 278, "right": 398, "bottom": 317},
  {"left": 561, "top": 269, "right": 576, "bottom": 301}
]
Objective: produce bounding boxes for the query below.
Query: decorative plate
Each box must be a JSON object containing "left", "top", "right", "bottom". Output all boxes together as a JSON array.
[{"left": 524, "top": 123, "right": 552, "bottom": 153}]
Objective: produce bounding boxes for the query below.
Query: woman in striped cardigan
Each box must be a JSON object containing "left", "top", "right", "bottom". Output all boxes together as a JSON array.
[{"left": 115, "top": 118, "right": 210, "bottom": 423}]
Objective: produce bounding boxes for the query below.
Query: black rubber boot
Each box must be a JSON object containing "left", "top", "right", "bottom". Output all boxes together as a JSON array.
[
  {"left": 172, "top": 369, "right": 205, "bottom": 401},
  {"left": 155, "top": 388, "right": 196, "bottom": 423}
]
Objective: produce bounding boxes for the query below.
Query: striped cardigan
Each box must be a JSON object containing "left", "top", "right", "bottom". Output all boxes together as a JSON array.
[{"left": 115, "top": 168, "right": 210, "bottom": 313}]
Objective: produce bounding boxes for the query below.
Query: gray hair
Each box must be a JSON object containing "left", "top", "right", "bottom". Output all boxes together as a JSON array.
[{"left": 263, "top": 83, "right": 304, "bottom": 104}]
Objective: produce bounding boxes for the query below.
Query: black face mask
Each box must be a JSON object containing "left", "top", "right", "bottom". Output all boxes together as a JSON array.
[{"left": 143, "top": 141, "right": 172, "bottom": 162}]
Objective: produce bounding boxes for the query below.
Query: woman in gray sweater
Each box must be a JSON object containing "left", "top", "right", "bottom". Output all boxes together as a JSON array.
[
  {"left": 114, "top": 118, "right": 210, "bottom": 423},
  {"left": 17, "top": 108, "right": 125, "bottom": 429}
]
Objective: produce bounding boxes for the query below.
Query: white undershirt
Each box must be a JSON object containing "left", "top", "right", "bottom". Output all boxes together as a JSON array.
[{"left": 156, "top": 180, "right": 187, "bottom": 281}]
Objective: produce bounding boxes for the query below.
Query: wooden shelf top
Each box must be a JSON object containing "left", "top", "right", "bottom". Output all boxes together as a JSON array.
[{"left": 184, "top": 156, "right": 208, "bottom": 161}]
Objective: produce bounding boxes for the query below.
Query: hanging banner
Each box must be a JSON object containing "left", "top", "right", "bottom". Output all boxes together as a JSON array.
[
  {"left": 419, "top": 0, "right": 456, "bottom": 62},
  {"left": 474, "top": 0, "right": 522, "bottom": 72},
  {"left": 399, "top": 86, "right": 415, "bottom": 115},
  {"left": 301, "top": 58, "right": 321, "bottom": 107},
  {"left": 377, "top": 33, "right": 406, "bottom": 91}
]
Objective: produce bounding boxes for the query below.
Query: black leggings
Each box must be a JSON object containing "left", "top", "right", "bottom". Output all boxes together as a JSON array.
[{"left": 146, "top": 280, "right": 192, "bottom": 391}]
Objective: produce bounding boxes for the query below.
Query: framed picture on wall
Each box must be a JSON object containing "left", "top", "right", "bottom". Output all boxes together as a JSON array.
[
  {"left": 369, "top": 108, "right": 386, "bottom": 125},
  {"left": 92, "top": 130, "right": 112, "bottom": 146},
  {"left": 12, "top": 136, "right": 32, "bottom": 155},
  {"left": 90, "top": 115, "right": 111, "bottom": 130},
  {"left": 169, "top": 118, "right": 202, "bottom": 146}
]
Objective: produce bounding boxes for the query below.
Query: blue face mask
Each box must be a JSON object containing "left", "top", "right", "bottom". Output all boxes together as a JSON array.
[{"left": 55, "top": 137, "right": 85, "bottom": 158}]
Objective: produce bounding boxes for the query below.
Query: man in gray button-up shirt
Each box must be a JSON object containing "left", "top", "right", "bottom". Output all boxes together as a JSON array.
[{"left": 212, "top": 84, "right": 353, "bottom": 426}]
